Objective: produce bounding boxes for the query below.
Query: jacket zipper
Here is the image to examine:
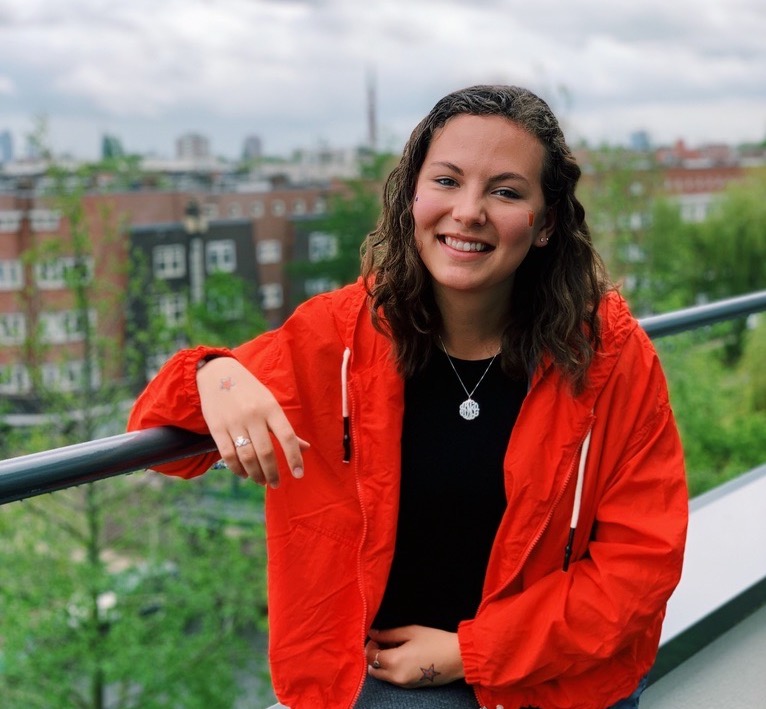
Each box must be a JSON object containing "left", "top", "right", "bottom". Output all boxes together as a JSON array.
[
  {"left": 345, "top": 356, "right": 370, "bottom": 709},
  {"left": 477, "top": 423, "right": 592, "bottom": 615}
]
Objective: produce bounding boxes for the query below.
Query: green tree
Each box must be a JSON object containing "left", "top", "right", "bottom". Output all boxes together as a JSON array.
[
  {"left": 659, "top": 331, "right": 766, "bottom": 497},
  {"left": 0, "top": 475, "right": 269, "bottom": 709},
  {"left": 577, "top": 145, "right": 661, "bottom": 312},
  {"left": 185, "top": 271, "right": 268, "bottom": 348},
  {"left": 634, "top": 173, "right": 766, "bottom": 363},
  {"left": 685, "top": 174, "right": 766, "bottom": 299},
  {"left": 740, "top": 316, "right": 766, "bottom": 413},
  {"left": 633, "top": 198, "right": 697, "bottom": 312},
  {"left": 689, "top": 175, "right": 766, "bottom": 361}
]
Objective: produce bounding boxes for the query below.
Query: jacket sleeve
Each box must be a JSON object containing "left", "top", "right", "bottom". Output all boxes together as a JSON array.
[
  {"left": 126, "top": 345, "right": 235, "bottom": 478},
  {"left": 127, "top": 333, "right": 280, "bottom": 478},
  {"left": 458, "top": 333, "right": 688, "bottom": 689}
]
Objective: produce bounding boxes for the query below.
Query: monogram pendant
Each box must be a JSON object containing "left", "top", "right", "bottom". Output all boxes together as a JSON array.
[{"left": 459, "top": 398, "right": 480, "bottom": 421}]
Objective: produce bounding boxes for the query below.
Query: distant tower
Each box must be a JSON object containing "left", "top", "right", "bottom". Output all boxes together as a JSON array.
[
  {"left": 366, "top": 68, "right": 378, "bottom": 152},
  {"left": 101, "top": 133, "right": 125, "bottom": 160},
  {"left": 176, "top": 132, "right": 210, "bottom": 160},
  {"left": 629, "top": 130, "right": 651, "bottom": 153},
  {"left": 242, "top": 135, "right": 263, "bottom": 161}
]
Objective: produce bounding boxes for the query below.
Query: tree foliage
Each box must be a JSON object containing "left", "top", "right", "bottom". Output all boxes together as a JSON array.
[
  {"left": 0, "top": 475, "right": 270, "bottom": 709},
  {"left": 658, "top": 325, "right": 766, "bottom": 497}
]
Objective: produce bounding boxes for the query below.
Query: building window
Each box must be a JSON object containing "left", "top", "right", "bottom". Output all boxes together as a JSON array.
[
  {"left": 304, "top": 278, "right": 339, "bottom": 297},
  {"left": 206, "top": 240, "right": 237, "bottom": 274},
  {"left": 292, "top": 199, "right": 306, "bottom": 216},
  {"left": 0, "top": 312, "right": 27, "bottom": 345},
  {"left": 227, "top": 203, "right": 243, "bottom": 218},
  {"left": 271, "top": 200, "right": 286, "bottom": 217},
  {"left": 250, "top": 201, "right": 265, "bottom": 218},
  {"left": 202, "top": 203, "right": 219, "bottom": 219},
  {"left": 256, "top": 239, "right": 282, "bottom": 265},
  {"left": 41, "top": 359, "right": 101, "bottom": 393},
  {"left": 39, "top": 309, "right": 96, "bottom": 344},
  {"left": 30, "top": 209, "right": 62, "bottom": 231},
  {"left": 153, "top": 244, "right": 186, "bottom": 279},
  {"left": 313, "top": 197, "right": 327, "bottom": 215},
  {"left": 308, "top": 231, "right": 338, "bottom": 262},
  {"left": 260, "top": 283, "right": 283, "bottom": 310},
  {"left": 156, "top": 293, "right": 187, "bottom": 327},
  {"left": 0, "top": 210, "right": 23, "bottom": 233},
  {"left": 0, "top": 363, "right": 31, "bottom": 394},
  {"left": 35, "top": 256, "right": 94, "bottom": 290},
  {"left": 0, "top": 259, "right": 24, "bottom": 290}
]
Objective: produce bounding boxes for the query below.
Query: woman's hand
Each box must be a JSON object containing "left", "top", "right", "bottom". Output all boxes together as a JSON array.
[
  {"left": 196, "top": 357, "right": 309, "bottom": 487},
  {"left": 364, "top": 626, "right": 465, "bottom": 688}
]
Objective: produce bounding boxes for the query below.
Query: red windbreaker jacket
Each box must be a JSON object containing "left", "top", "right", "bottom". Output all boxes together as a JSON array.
[{"left": 128, "top": 281, "right": 688, "bottom": 709}]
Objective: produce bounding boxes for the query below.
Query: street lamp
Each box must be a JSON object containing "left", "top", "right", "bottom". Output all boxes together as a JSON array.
[
  {"left": 183, "top": 200, "right": 208, "bottom": 304},
  {"left": 183, "top": 200, "right": 208, "bottom": 234}
]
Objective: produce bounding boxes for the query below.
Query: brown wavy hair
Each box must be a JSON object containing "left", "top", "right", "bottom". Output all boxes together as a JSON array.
[{"left": 361, "top": 85, "right": 610, "bottom": 393}]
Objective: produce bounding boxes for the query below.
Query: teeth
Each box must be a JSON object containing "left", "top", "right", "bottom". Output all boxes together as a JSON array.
[{"left": 444, "top": 236, "right": 489, "bottom": 252}]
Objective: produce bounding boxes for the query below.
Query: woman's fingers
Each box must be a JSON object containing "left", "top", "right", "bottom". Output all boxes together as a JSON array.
[
  {"left": 364, "top": 640, "right": 383, "bottom": 670},
  {"left": 197, "top": 357, "right": 310, "bottom": 487},
  {"left": 236, "top": 428, "right": 271, "bottom": 485},
  {"left": 211, "top": 428, "right": 260, "bottom": 481},
  {"left": 267, "top": 414, "right": 310, "bottom": 481}
]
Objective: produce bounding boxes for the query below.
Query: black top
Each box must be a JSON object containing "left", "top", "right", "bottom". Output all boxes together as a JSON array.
[{"left": 373, "top": 350, "right": 527, "bottom": 632}]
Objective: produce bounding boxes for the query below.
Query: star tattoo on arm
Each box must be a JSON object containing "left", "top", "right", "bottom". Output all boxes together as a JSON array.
[
  {"left": 419, "top": 664, "right": 440, "bottom": 682},
  {"left": 219, "top": 377, "right": 235, "bottom": 390}
]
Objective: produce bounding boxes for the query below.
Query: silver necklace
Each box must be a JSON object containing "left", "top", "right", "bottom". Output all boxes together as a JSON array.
[{"left": 438, "top": 335, "right": 500, "bottom": 421}]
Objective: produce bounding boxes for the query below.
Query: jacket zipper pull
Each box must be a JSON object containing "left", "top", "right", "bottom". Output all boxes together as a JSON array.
[
  {"left": 342, "top": 347, "right": 351, "bottom": 463},
  {"left": 563, "top": 426, "right": 592, "bottom": 571}
]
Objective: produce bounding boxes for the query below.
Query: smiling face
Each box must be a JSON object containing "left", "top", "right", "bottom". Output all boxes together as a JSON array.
[{"left": 413, "top": 114, "right": 554, "bottom": 307}]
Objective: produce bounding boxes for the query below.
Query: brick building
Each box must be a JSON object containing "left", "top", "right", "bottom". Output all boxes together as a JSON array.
[{"left": 0, "top": 179, "right": 335, "bottom": 421}]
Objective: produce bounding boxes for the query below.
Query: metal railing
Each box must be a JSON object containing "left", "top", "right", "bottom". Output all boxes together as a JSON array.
[{"left": 1, "top": 289, "right": 766, "bottom": 506}]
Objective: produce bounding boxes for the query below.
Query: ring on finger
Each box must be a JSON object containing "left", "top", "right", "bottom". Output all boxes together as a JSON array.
[
  {"left": 372, "top": 651, "right": 381, "bottom": 669},
  {"left": 234, "top": 435, "right": 251, "bottom": 448}
]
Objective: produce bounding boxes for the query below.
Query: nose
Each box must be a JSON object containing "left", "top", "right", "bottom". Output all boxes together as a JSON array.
[{"left": 451, "top": 189, "right": 486, "bottom": 227}]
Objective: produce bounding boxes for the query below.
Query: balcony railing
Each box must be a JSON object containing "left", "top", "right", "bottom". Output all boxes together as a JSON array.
[
  {"left": 2, "top": 289, "right": 765, "bottom": 506},
  {"left": 2, "top": 289, "right": 766, "bottom": 707}
]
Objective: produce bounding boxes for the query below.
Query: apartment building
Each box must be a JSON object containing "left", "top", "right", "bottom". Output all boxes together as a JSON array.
[{"left": 0, "top": 179, "right": 335, "bottom": 420}]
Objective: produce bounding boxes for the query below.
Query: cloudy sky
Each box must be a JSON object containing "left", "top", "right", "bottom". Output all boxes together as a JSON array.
[{"left": 1, "top": 0, "right": 765, "bottom": 160}]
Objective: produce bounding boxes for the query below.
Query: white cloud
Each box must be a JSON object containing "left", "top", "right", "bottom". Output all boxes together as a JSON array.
[{"left": 0, "top": 75, "right": 15, "bottom": 94}]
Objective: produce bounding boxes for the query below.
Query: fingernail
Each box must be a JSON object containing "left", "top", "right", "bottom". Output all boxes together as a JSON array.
[
  {"left": 270, "top": 480, "right": 280, "bottom": 489},
  {"left": 292, "top": 466, "right": 304, "bottom": 479}
]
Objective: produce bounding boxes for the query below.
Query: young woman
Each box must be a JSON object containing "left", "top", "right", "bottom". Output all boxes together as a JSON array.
[{"left": 128, "top": 85, "right": 688, "bottom": 709}]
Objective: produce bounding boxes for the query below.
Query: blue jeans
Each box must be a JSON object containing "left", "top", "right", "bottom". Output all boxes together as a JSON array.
[
  {"left": 606, "top": 673, "right": 649, "bottom": 709},
  {"left": 353, "top": 672, "right": 649, "bottom": 708}
]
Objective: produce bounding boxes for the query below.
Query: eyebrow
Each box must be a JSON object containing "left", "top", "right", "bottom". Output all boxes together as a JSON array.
[{"left": 430, "top": 161, "right": 530, "bottom": 186}]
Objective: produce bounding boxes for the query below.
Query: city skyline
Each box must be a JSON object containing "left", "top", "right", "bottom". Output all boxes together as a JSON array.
[{"left": 1, "top": 0, "right": 765, "bottom": 161}]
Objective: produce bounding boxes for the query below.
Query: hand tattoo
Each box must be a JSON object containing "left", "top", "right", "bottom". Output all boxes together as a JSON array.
[
  {"left": 419, "top": 664, "right": 440, "bottom": 682},
  {"left": 219, "top": 377, "right": 235, "bottom": 390}
]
